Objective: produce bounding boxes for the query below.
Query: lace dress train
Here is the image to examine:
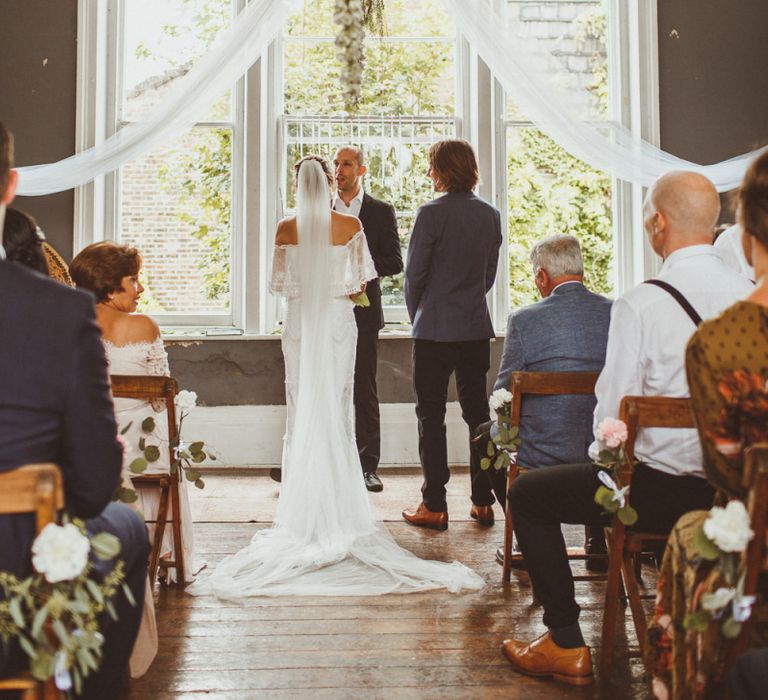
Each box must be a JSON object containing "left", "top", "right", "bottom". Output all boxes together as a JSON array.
[{"left": 190, "top": 231, "right": 483, "bottom": 598}]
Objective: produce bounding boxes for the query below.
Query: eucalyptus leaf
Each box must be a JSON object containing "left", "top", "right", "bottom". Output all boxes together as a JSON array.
[
  {"left": 486, "top": 441, "right": 495, "bottom": 458},
  {"left": 122, "top": 583, "right": 136, "bottom": 607},
  {"left": 144, "top": 445, "right": 161, "bottom": 463},
  {"left": 509, "top": 425, "right": 519, "bottom": 438},
  {"left": 105, "top": 600, "right": 117, "bottom": 621},
  {"left": 170, "top": 461, "right": 179, "bottom": 475},
  {"left": 185, "top": 469, "right": 201, "bottom": 482},
  {"left": 74, "top": 667, "right": 83, "bottom": 695},
  {"left": 617, "top": 505, "right": 638, "bottom": 526},
  {"left": 18, "top": 635, "right": 37, "bottom": 661},
  {"left": 91, "top": 532, "right": 121, "bottom": 560},
  {"left": 684, "top": 610, "right": 711, "bottom": 632},
  {"left": 53, "top": 618, "right": 69, "bottom": 645},
  {"left": 128, "top": 457, "right": 148, "bottom": 474},
  {"left": 598, "top": 450, "right": 615, "bottom": 465},
  {"left": 119, "top": 422, "right": 133, "bottom": 436},
  {"left": 693, "top": 525, "right": 720, "bottom": 561},
  {"left": 141, "top": 416, "right": 155, "bottom": 433},
  {"left": 189, "top": 441, "right": 204, "bottom": 454},
  {"left": 480, "top": 457, "right": 491, "bottom": 471},
  {"left": 191, "top": 452, "right": 206, "bottom": 463},
  {"left": 30, "top": 650, "right": 52, "bottom": 680},
  {"left": 31, "top": 605, "right": 48, "bottom": 638},
  {"left": 9, "top": 596, "right": 25, "bottom": 628},
  {"left": 84, "top": 578, "right": 104, "bottom": 604},
  {"left": 117, "top": 487, "right": 138, "bottom": 504},
  {"left": 138, "top": 437, "right": 146, "bottom": 452},
  {"left": 195, "top": 478, "right": 205, "bottom": 489},
  {"left": 722, "top": 617, "right": 742, "bottom": 639}
]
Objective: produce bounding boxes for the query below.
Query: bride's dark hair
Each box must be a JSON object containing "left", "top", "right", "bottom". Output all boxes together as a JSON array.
[{"left": 294, "top": 155, "right": 333, "bottom": 186}]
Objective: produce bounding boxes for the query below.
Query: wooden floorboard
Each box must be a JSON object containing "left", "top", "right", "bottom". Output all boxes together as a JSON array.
[{"left": 123, "top": 472, "right": 653, "bottom": 699}]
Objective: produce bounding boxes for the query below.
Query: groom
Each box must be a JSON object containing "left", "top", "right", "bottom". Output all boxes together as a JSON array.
[{"left": 333, "top": 146, "right": 403, "bottom": 492}]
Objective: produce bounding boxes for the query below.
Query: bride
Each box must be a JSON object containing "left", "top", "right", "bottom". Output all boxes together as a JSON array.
[{"left": 190, "top": 156, "right": 483, "bottom": 598}]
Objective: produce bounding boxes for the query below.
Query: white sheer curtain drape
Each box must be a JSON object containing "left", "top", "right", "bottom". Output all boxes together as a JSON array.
[
  {"left": 16, "top": 0, "right": 764, "bottom": 196},
  {"left": 16, "top": 0, "right": 300, "bottom": 196},
  {"left": 445, "top": 0, "right": 762, "bottom": 192}
]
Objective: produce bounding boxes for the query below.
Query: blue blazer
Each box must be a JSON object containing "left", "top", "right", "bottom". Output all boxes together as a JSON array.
[
  {"left": 0, "top": 261, "right": 122, "bottom": 580},
  {"left": 405, "top": 191, "right": 501, "bottom": 341},
  {"left": 494, "top": 282, "right": 612, "bottom": 468}
]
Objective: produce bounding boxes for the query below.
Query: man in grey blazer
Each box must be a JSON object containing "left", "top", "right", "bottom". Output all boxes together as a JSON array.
[{"left": 402, "top": 139, "right": 502, "bottom": 531}]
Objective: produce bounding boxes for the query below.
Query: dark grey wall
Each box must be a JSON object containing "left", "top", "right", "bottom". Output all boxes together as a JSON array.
[
  {"left": 168, "top": 337, "right": 506, "bottom": 406},
  {"left": 0, "top": 0, "right": 77, "bottom": 258}
]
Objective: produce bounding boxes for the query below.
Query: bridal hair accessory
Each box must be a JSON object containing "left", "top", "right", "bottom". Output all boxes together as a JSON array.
[
  {"left": 593, "top": 417, "right": 637, "bottom": 526},
  {"left": 0, "top": 519, "right": 131, "bottom": 693}
]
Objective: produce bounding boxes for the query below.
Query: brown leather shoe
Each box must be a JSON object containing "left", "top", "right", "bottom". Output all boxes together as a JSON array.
[
  {"left": 500, "top": 632, "right": 594, "bottom": 686},
  {"left": 470, "top": 504, "right": 494, "bottom": 526},
  {"left": 402, "top": 503, "right": 448, "bottom": 531}
]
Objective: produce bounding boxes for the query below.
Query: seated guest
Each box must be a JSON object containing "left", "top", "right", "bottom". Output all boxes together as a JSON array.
[
  {"left": 70, "top": 242, "right": 198, "bottom": 586},
  {"left": 0, "top": 122, "right": 148, "bottom": 699},
  {"left": 2, "top": 207, "right": 48, "bottom": 275},
  {"left": 3, "top": 207, "right": 75, "bottom": 285},
  {"left": 647, "top": 150, "right": 768, "bottom": 699},
  {"left": 500, "top": 171, "right": 753, "bottom": 687},
  {"left": 480, "top": 233, "right": 611, "bottom": 561},
  {"left": 715, "top": 223, "right": 755, "bottom": 281}
]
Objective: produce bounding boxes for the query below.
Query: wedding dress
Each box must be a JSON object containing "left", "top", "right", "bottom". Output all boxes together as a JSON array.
[{"left": 190, "top": 160, "right": 484, "bottom": 598}]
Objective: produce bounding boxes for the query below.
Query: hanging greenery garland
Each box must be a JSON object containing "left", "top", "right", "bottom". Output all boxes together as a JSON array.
[{"left": 333, "top": 0, "right": 386, "bottom": 112}]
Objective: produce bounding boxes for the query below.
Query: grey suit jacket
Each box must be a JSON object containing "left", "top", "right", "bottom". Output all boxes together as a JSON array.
[
  {"left": 405, "top": 191, "right": 501, "bottom": 341},
  {"left": 494, "top": 282, "right": 612, "bottom": 468}
]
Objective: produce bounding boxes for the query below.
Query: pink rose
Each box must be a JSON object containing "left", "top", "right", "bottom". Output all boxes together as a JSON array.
[{"left": 597, "top": 417, "right": 628, "bottom": 449}]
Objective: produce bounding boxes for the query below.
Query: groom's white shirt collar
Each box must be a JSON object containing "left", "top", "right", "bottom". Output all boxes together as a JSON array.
[{"left": 333, "top": 185, "right": 364, "bottom": 217}]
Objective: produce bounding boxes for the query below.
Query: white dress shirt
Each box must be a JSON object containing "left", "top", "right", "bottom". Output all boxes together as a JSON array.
[
  {"left": 590, "top": 245, "right": 753, "bottom": 477},
  {"left": 715, "top": 224, "right": 755, "bottom": 281},
  {"left": 333, "top": 185, "right": 364, "bottom": 217}
]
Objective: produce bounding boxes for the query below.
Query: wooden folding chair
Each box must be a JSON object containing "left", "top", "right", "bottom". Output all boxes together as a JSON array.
[
  {"left": 502, "top": 371, "right": 603, "bottom": 581},
  {"left": 110, "top": 375, "right": 184, "bottom": 586},
  {"left": 0, "top": 463, "right": 64, "bottom": 700},
  {"left": 724, "top": 442, "right": 768, "bottom": 671},
  {"left": 600, "top": 395, "right": 695, "bottom": 669}
]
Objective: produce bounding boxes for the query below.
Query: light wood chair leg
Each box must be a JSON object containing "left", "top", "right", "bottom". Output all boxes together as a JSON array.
[
  {"left": 621, "top": 548, "right": 649, "bottom": 657},
  {"left": 169, "top": 473, "right": 185, "bottom": 584},
  {"left": 600, "top": 524, "right": 626, "bottom": 670},
  {"left": 502, "top": 465, "right": 518, "bottom": 582},
  {"left": 148, "top": 480, "right": 170, "bottom": 586}
]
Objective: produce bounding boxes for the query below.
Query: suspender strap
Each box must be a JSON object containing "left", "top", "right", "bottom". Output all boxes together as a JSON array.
[{"left": 643, "top": 279, "right": 703, "bottom": 327}]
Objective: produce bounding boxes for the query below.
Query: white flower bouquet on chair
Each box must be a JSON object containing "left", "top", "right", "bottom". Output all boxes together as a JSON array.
[
  {"left": 0, "top": 521, "right": 131, "bottom": 694},
  {"left": 479, "top": 388, "right": 521, "bottom": 472}
]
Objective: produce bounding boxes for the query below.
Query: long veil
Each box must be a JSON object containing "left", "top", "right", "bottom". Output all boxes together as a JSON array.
[{"left": 189, "top": 160, "right": 484, "bottom": 598}]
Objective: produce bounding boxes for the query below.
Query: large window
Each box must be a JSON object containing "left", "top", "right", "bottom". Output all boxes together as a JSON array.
[
  {"left": 115, "top": 0, "right": 237, "bottom": 324},
  {"left": 280, "top": 0, "right": 457, "bottom": 320},
  {"left": 79, "top": 0, "right": 658, "bottom": 334}
]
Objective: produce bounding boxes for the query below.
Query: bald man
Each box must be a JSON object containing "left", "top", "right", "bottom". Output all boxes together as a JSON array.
[{"left": 497, "top": 171, "right": 753, "bottom": 687}]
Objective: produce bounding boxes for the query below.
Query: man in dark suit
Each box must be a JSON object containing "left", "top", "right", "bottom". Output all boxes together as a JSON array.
[
  {"left": 0, "top": 122, "right": 148, "bottom": 699},
  {"left": 333, "top": 147, "right": 403, "bottom": 492},
  {"left": 402, "top": 140, "right": 502, "bottom": 531}
]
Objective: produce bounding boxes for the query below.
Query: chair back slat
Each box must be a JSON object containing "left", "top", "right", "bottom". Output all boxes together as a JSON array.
[
  {"left": 618, "top": 396, "right": 694, "bottom": 469},
  {"left": 0, "top": 463, "right": 63, "bottom": 533},
  {"left": 509, "top": 371, "right": 599, "bottom": 427},
  {"left": 110, "top": 375, "right": 179, "bottom": 451}
]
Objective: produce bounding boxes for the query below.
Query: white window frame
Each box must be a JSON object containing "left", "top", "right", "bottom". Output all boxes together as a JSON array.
[{"left": 75, "top": 0, "right": 659, "bottom": 336}]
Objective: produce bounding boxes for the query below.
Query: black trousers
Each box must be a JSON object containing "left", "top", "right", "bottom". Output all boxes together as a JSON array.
[
  {"left": 508, "top": 462, "right": 714, "bottom": 630},
  {"left": 354, "top": 325, "right": 380, "bottom": 474},
  {"left": 470, "top": 420, "right": 509, "bottom": 510},
  {"left": 413, "top": 338, "right": 494, "bottom": 512},
  {"left": 81, "top": 503, "right": 149, "bottom": 700}
]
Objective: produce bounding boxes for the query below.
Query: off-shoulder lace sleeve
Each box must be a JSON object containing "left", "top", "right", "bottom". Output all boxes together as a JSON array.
[
  {"left": 146, "top": 337, "right": 170, "bottom": 412},
  {"left": 339, "top": 230, "right": 378, "bottom": 296},
  {"left": 269, "top": 245, "right": 301, "bottom": 298}
]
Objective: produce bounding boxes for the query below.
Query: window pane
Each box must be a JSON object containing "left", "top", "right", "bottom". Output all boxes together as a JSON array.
[
  {"left": 506, "top": 125, "right": 612, "bottom": 309},
  {"left": 120, "top": 127, "right": 232, "bottom": 315},
  {"left": 122, "top": 0, "right": 232, "bottom": 121}
]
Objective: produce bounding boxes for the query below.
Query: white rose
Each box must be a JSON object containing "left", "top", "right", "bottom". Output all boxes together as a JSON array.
[
  {"left": 489, "top": 388, "right": 513, "bottom": 412},
  {"left": 32, "top": 523, "right": 90, "bottom": 583},
  {"left": 175, "top": 390, "right": 198, "bottom": 413},
  {"left": 703, "top": 500, "right": 754, "bottom": 553}
]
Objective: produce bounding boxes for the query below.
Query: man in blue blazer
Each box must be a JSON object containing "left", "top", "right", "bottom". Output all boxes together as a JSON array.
[
  {"left": 0, "top": 123, "right": 148, "bottom": 699},
  {"left": 402, "top": 140, "right": 502, "bottom": 531}
]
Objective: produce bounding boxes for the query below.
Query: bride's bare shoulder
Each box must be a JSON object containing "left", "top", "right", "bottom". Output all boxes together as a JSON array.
[
  {"left": 331, "top": 211, "right": 362, "bottom": 245},
  {"left": 275, "top": 216, "right": 297, "bottom": 246}
]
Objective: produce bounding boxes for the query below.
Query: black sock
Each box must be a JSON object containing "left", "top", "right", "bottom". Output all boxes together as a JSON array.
[{"left": 549, "top": 623, "right": 585, "bottom": 649}]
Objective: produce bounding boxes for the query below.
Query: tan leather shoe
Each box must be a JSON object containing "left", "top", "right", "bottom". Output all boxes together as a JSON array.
[
  {"left": 470, "top": 504, "right": 494, "bottom": 526},
  {"left": 402, "top": 502, "right": 448, "bottom": 531},
  {"left": 500, "top": 632, "right": 594, "bottom": 686}
]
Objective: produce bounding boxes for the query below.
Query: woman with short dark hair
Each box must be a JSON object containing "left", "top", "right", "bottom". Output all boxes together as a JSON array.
[
  {"left": 402, "top": 139, "right": 504, "bottom": 530},
  {"left": 69, "top": 241, "right": 142, "bottom": 303},
  {"left": 3, "top": 208, "right": 49, "bottom": 276}
]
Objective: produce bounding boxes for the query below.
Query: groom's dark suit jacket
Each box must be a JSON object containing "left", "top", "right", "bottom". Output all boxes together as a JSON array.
[
  {"left": 0, "top": 260, "right": 123, "bottom": 579},
  {"left": 356, "top": 193, "right": 403, "bottom": 330}
]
